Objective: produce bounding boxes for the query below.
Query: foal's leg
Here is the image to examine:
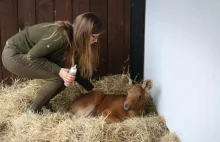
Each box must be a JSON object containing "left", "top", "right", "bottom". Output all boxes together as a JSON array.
[
  {"left": 100, "top": 110, "right": 122, "bottom": 123},
  {"left": 69, "top": 102, "right": 97, "bottom": 118},
  {"left": 106, "top": 115, "right": 122, "bottom": 123},
  {"left": 74, "top": 104, "right": 96, "bottom": 117},
  {"left": 70, "top": 91, "right": 105, "bottom": 118},
  {"left": 68, "top": 104, "right": 96, "bottom": 118}
]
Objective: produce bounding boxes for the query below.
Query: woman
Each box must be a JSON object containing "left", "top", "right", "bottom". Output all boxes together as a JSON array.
[{"left": 1, "top": 12, "right": 103, "bottom": 114}]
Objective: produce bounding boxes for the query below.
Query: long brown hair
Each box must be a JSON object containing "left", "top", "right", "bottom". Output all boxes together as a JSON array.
[
  {"left": 45, "top": 13, "right": 103, "bottom": 78},
  {"left": 67, "top": 12, "right": 104, "bottom": 78}
]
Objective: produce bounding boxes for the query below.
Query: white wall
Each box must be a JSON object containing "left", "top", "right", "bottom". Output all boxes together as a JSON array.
[{"left": 144, "top": 0, "right": 220, "bottom": 142}]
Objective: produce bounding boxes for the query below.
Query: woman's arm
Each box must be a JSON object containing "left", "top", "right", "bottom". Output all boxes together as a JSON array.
[
  {"left": 27, "top": 31, "right": 65, "bottom": 74},
  {"left": 75, "top": 70, "right": 94, "bottom": 91}
]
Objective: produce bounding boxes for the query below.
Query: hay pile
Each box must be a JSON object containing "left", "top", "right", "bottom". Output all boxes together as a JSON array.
[{"left": 0, "top": 75, "right": 180, "bottom": 142}]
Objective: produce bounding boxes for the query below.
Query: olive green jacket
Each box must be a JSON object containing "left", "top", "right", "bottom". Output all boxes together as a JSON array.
[{"left": 7, "top": 23, "right": 94, "bottom": 91}]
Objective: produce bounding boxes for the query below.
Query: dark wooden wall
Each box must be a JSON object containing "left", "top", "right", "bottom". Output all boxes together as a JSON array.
[{"left": 0, "top": 0, "right": 130, "bottom": 83}]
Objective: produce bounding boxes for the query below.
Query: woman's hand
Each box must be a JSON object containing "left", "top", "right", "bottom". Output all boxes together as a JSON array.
[{"left": 59, "top": 68, "right": 76, "bottom": 85}]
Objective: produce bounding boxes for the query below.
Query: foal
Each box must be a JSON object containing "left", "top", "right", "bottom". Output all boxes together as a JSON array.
[{"left": 69, "top": 79, "right": 152, "bottom": 123}]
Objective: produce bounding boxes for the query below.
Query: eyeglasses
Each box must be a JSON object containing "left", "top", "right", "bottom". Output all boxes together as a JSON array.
[{"left": 91, "top": 34, "right": 99, "bottom": 40}]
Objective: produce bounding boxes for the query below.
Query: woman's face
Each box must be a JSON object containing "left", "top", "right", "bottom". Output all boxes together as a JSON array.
[{"left": 90, "top": 34, "right": 100, "bottom": 45}]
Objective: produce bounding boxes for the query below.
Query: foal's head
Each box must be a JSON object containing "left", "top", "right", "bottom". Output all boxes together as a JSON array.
[{"left": 123, "top": 79, "right": 153, "bottom": 111}]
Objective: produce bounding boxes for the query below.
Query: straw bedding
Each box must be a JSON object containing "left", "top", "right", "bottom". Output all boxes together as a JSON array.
[{"left": 0, "top": 75, "right": 180, "bottom": 142}]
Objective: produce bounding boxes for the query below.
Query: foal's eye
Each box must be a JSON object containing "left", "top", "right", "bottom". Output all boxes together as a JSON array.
[{"left": 138, "top": 95, "right": 141, "bottom": 100}]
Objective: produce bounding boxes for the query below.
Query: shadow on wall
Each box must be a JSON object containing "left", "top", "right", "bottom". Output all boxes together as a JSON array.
[{"left": 152, "top": 87, "right": 161, "bottom": 107}]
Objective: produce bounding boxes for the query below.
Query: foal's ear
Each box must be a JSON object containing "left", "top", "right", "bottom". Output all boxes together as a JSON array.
[
  {"left": 142, "top": 79, "right": 153, "bottom": 90},
  {"left": 121, "top": 74, "right": 133, "bottom": 86}
]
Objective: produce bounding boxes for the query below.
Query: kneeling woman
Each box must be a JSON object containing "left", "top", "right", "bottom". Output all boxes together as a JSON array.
[{"left": 2, "top": 12, "right": 103, "bottom": 113}]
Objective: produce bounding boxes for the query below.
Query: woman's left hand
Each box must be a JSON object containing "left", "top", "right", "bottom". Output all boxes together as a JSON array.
[{"left": 59, "top": 68, "right": 76, "bottom": 84}]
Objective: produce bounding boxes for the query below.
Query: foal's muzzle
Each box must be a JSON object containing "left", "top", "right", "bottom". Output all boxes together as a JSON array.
[{"left": 124, "top": 103, "right": 132, "bottom": 111}]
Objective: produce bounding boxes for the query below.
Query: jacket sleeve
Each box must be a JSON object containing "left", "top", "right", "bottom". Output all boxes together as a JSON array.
[
  {"left": 27, "top": 31, "right": 65, "bottom": 75},
  {"left": 75, "top": 67, "right": 94, "bottom": 91}
]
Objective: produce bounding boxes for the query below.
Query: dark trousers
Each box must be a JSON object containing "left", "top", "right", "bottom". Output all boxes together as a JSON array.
[{"left": 2, "top": 45, "right": 66, "bottom": 111}]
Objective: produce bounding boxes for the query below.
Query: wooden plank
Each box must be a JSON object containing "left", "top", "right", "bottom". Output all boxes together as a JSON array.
[
  {"left": 108, "top": 0, "right": 125, "bottom": 74},
  {"left": 91, "top": 0, "right": 108, "bottom": 77},
  {"left": 123, "top": 0, "right": 131, "bottom": 73},
  {"left": 0, "top": 66, "right": 2, "bottom": 82},
  {"left": 0, "top": 16, "right": 2, "bottom": 68},
  {"left": 36, "top": 0, "right": 54, "bottom": 23},
  {"left": 0, "top": 17, "right": 2, "bottom": 80},
  {"left": 0, "top": 0, "right": 18, "bottom": 83},
  {"left": 72, "top": 0, "right": 90, "bottom": 20},
  {"left": 18, "top": 0, "right": 36, "bottom": 29},
  {"left": 0, "top": 1, "right": 4, "bottom": 80},
  {"left": 55, "top": 0, "right": 72, "bottom": 22}
]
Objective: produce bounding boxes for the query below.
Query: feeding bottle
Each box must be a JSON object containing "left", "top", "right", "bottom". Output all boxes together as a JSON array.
[{"left": 64, "top": 65, "right": 77, "bottom": 87}]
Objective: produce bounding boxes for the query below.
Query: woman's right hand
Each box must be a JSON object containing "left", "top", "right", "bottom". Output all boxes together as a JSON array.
[{"left": 59, "top": 68, "right": 76, "bottom": 84}]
